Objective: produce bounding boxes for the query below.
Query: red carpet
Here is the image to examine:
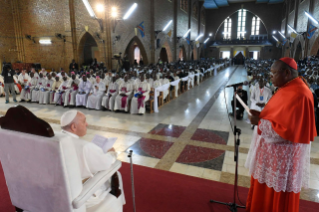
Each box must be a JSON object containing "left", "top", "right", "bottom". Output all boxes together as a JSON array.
[{"left": 0, "top": 161, "right": 318, "bottom": 212}]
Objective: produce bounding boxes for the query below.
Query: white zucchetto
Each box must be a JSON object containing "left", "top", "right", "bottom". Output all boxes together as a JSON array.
[{"left": 60, "top": 110, "right": 78, "bottom": 127}]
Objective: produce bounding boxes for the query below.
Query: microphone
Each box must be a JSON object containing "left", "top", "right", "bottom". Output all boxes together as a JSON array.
[{"left": 226, "top": 81, "right": 249, "bottom": 87}]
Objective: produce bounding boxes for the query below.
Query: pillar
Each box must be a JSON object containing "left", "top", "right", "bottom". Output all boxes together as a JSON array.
[
  {"left": 69, "top": 0, "right": 78, "bottom": 64},
  {"left": 150, "top": 0, "right": 155, "bottom": 64},
  {"left": 173, "top": 0, "right": 178, "bottom": 61},
  {"left": 11, "top": 0, "right": 25, "bottom": 62},
  {"left": 104, "top": 0, "right": 113, "bottom": 70}
]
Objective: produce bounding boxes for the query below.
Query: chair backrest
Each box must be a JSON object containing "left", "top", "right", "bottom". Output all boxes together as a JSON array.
[{"left": 0, "top": 129, "right": 86, "bottom": 212}]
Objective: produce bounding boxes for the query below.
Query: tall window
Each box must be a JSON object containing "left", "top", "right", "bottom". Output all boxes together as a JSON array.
[
  {"left": 237, "top": 9, "right": 246, "bottom": 39},
  {"left": 251, "top": 17, "right": 260, "bottom": 35},
  {"left": 223, "top": 18, "right": 232, "bottom": 40}
]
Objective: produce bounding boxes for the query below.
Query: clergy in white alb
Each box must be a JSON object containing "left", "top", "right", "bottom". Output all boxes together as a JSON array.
[
  {"left": 64, "top": 73, "right": 80, "bottom": 107},
  {"left": 39, "top": 74, "right": 55, "bottom": 104},
  {"left": 130, "top": 76, "right": 150, "bottom": 114},
  {"left": 31, "top": 73, "right": 46, "bottom": 102},
  {"left": 87, "top": 76, "right": 106, "bottom": 110},
  {"left": 160, "top": 76, "right": 170, "bottom": 100},
  {"left": 54, "top": 77, "right": 70, "bottom": 105},
  {"left": 0, "top": 75, "right": 5, "bottom": 97},
  {"left": 60, "top": 110, "right": 125, "bottom": 208},
  {"left": 102, "top": 77, "right": 118, "bottom": 111},
  {"left": 76, "top": 76, "right": 92, "bottom": 107},
  {"left": 114, "top": 76, "right": 133, "bottom": 112},
  {"left": 250, "top": 79, "right": 272, "bottom": 112},
  {"left": 18, "top": 69, "right": 30, "bottom": 87},
  {"left": 20, "top": 72, "right": 37, "bottom": 102},
  {"left": 50, "top": 76, "right": 62, "bottom": 104}
]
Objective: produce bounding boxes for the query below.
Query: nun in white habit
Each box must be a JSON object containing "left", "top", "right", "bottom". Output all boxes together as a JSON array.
[{"left": 60, "top": 110, "right": 125, "bottom": 209}]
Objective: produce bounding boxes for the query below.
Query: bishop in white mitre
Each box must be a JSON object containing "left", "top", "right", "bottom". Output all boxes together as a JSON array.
[
  {"left": 31, "top": 73, "right": 46, "bottom": 102},
  {"left": 54, "top": 77, "right": 70, "bottom": 105},
  {"left": 60, "top": 110, "right": 125, "bottom": 209},
  {"left": 101, "top": 77, "right": 118, "bottom": 111},
  {"left": 130, "top": 75, "right": 150, "bottom": 114},
  {"left": 114, "top": 76, "right": 133, "bottom": 112},
  {"left": 64, "top": 73, "right": 80, "bottom": 107},
  {"left": 20, "top": 72, "right": 37, "bottom": 102},
  {"left": 39, "top": 74, "right": 55, "bottom": 104},
  {"left": 87, "top": 76, "right": 106, "bottom": 110},
  {"left": 76, "top": 75, "right": 92, "bottom": 107}
]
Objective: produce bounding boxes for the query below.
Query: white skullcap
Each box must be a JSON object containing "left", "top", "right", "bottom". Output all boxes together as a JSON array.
[{"left": 60, "top": 110, "right": 78, "bottom": 127}]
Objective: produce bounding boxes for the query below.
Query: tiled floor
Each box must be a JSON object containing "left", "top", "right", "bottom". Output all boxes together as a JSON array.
[{"left": 1, "top": 65, "right": 319, "bottom": 203}]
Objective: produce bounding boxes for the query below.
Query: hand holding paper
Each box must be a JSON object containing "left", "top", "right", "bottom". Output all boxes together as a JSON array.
[
  {"left": 235, "top": 94, "right": 252, "bottom": 116},
  {"left": 91, "top": 135, "right": 117, "bottom": 153}
]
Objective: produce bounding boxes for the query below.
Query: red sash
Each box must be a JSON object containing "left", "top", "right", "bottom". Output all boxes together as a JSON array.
[
  {"left": 62, "top": 86, "right": 66, "bottom": 90},
  {"left": 110, "top": 89, "right": 116, "bottom": 93},
  {"left": 47, "top": 84, "right": 51, "bottom": 87}
]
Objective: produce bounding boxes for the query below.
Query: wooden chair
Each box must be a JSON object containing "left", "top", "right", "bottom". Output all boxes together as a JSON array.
[
  {"left": 165, "top": 87, "right": 170, "bottom": 104},
  {"left": 172, "top": 86, "right": 176, "bottom": 99}
]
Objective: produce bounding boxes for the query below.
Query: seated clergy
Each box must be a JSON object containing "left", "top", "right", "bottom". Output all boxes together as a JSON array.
[
  {"left": 31, "top": 73, "right": 46, "bottom": 103},
  {"left": 114, "top": 75, "right": 133, "bottom": 112},
  {"left": 0, "top": 75, "right": 4, "bottom": 97},
  {"left": 130, "top": 75, "right": 150, "bottom": 115},
  {"left": 50, "top": 76, "right": 62, "bottom": 104},
  {"left": 152, "top": 73, "right": 162, "bottom": 98},
  {"left": 64, "top": 72, "right": 80, "bottom": 107},
  {"left": 76, "top": 75, "right": 92, "bottom": 107},
  {"left": 160, "top": 75, "right": 170, "bottom": 100},
  {"left": 60, "top": 110, "right": 125, "bottom": 208},
  {"left": 250, "top": 79, "right": 272, "bottom": 112},
  {"left": 54, "top": 76, "right": 70, "bottom": 105},
  {"left": 87, "top": 76, "right": 106, "bottom": 110},
  {"left": 102, "top": 77, "right": 118, "bottom": 111},
  {"left": 39, "top": 74, "right": 55, "bottom": 104},
  {"left": 20, "top": 72, "right": 37, "bottom": 102},
  {"left": 18, "top": 69, "right": 30, "bottom": 87}
]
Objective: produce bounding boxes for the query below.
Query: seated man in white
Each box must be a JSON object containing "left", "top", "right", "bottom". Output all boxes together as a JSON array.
[
  {"left": 250, "top": 78, "right": 272, "bottom": 112},
  {"left": 114, "top": 75, "right": 133, "bottom": 112},
  {"left": 18, "top": 69, "right": 30, "bottom": 88},
  {"left": 160, "top": 75, "right": 170, "bottom": 100},
  {"left": 64, "top": 72, "right": 80, "bottom": 107},
  {"left": 31, "top": 73, "right": 46, "bottom": 103},
  {"left": 130, "top": 75, "right": 150, "bottom": 115},
  {"left": 60, "top": 110, "right": 125, "bottom": 208},
  {"left": 20, "top": 72, "right": 37, "bottom": 102},
  {"left": 87, "top": 76, "right": 106, "bottom": 110},
  {"left": 50, "top": 75, "right": 62, "bottom": 104},
  {"left": 76, "top": 75, "right": 92, "bottom": 107},
  {"left": 54, "top": 76, "right": 70, "bottom": 105},
  {"left": 102, "top": 77, "right": 118, "bottom": 111},
  {"left": 39, "top": 74, "right": 55, "bottom": 104}
]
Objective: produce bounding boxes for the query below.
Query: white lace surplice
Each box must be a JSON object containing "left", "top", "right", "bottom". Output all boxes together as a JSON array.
[{"left": 245, "top": 119, "right": 311, "bottom": 193}]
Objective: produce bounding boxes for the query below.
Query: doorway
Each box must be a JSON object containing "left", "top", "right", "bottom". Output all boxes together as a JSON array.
[
  {"left": 234, "top": 52, "right": 244, "bottom": 65},
  {"left": 160, "top": 48, "right": 168, "bottom": 63},
  {"left": 294, "top": 42, "right": 302, "bottom": 61},
  {"left": 78, "top": 32, "right": 99, "bottom": 66}
]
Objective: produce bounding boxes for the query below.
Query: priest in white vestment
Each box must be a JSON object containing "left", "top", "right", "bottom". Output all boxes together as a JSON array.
[
  {"left": 64, "top": 73, "right": 80, "bottom": 107},
  {"left": 87, "top": 76, "right": 106, "bottom": 110},
  {"left": 50, "top": 76, "right": 62, "bottom": 104},
  {"left": 160, "top": 76, "right": 170, "bottom": 100},
  {"left": 54, "top": 77, "right": 70, "bottom": 105},
  {"left": 114, "top": 76, "right": 133, "bottom": 112},
  {"left": 76, "top": 76, "right": 92, "bottom": 107},
  {"left": 152, "top": 74, "right": 162, "bottom": 98},
  {"left": 30, "top": 68, "right": 39, "bottom": 80},
  {"left": 250, "top": 79, "right": 272, "bottom": 112},
  {"left": 20, "top": 72, "right": 37, "bottom": 102},
  {"left": 173, "top": 72, "right": 180, "bottom": 97},
  {"left": 31, "top": 73, "right": 46, "bottom": 103},
  {"left": 0, "top": 75, "right": 4, "bottom": 97},
  {"left": 39, "top": 74, "right": 55, "bottom": 104},
  {"left": 87, "top": 73, "right": 96, "bottom": 85},
  {"left": 60, "top": 110, "right": 125, "bottom": 209},
  {"left": 130, "top": 75, "right": 150, "bottom": 114},
  {"left": 102, "top": 77, "right": 118, "bottom": 111},
  {"left": 18, "top": 69, "right": 30, "bottom": 87}
]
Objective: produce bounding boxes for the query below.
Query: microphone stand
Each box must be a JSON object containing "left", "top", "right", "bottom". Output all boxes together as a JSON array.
[{"left": 210, "top": 85, "right": 246, "bottom": 212}]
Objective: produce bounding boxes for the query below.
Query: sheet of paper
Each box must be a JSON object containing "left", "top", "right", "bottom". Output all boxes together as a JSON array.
[
  {"left": 91, "top": 135, "right": 117, "bottom": 153},
  {"left": 236, "top": 94, "right": 252, "bottom": 116}
]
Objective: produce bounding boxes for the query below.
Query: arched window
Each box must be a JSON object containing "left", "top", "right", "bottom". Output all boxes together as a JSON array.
[
  {"left": 134, "top": 46, "right": 140, "bottom": 64},
  {"left": 223, "top": 18, "right": 232, "bottom": 40},
  {"left": 237, "top": 9, "right": 246, "bottom": 39},
  {"left": 251, "top": 16, "right": 261, "bottom": 36}
]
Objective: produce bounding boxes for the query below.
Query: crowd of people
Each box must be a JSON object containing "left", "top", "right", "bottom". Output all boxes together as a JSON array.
[{"left": 0, "top": 59, "right": 229, "bottom": 115}]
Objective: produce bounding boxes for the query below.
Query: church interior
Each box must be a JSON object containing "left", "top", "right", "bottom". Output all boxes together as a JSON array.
[{"left": 1, "top": 0, "right": 319, "bottom": 212}]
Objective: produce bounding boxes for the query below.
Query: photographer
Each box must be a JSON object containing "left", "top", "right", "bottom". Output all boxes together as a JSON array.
[
  {"left": 1, "top": 65, "right": 17, "bottom": 103},
  {"left": 230, "top": 84, "right": 247, "bottom": 120}
]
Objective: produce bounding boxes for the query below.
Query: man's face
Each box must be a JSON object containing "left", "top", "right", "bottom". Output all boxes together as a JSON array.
[
  {"left": 31, "top": 69, "right": 35, "bottom": 73},
  {"left": 124, "top": 76, "right": 128, "bottom": 82},
  {"left": 87, "top": 74, "right": 90, "bottom": 78},
  {"left": 30, "top": 73, "right": 34, "bottom": 78},
  {"left": 63, "top": 77, "right": 67, "bottom": 81},
  {"left": 270, "top": 61, "right": 288, "bottom": 87},
  {"left": 48, "top": 75, "right": 52, "bottom": 80},
  {"left": 259, "top": 80, "right": 264, "bottom": 88},
  {"left": 82, "top": 76, "right": 87, "bottom": 82},
  {"left": 112, "top": 77, "right": 116, "bottom": 82},
  {"left": 39, "top": 73, "right": 43, "bottom": 78},
  {"left": 55, "top": 77, "right": 60, "bottom": 81},
  {"left": 22, "top": 70, "right": 26, "bottom": 75},
  {"left": 73, "top": 113, "right": 88, "bottom": 137},
  {"left": 61, "top": 72, "right": 65, "bottom": 77},
  {"left": 72, "top": 75, "right": 76, "bottom": 80},
  {"left": 96, "top": 78, "right": 100, "bottom": 83}
]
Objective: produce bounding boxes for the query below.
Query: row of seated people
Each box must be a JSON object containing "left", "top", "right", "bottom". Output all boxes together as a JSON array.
[{"left": 15, "top": 65, "right": 218, "bottom": 114}]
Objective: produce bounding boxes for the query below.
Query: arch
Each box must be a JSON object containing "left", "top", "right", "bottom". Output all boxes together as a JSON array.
[
  {"left": 78, "top": 32, "right": 99, "bottom": 66},
  {"left": 192, "top": 48, "right": 198, "bottom": 60},
  {"left": 310, "top": 35, "right": 319, "bottom": 56},
  {"left": 294, "top": 42, "right": 302, "bottom": 61},
  {"left": 214, "top": 9, "right": 269, "bottom": 40},
  {"left": 179, "top": 45, "right": 186, "bottom": 61},
  {"left": 124, "top": 36, "right": 148, "bottom": 65},
  {"left": 161, "top": 41, "right": 173, "bottom": 63},
  {"left": 160, "top": 48, "right": 169, "bottom": 63}
]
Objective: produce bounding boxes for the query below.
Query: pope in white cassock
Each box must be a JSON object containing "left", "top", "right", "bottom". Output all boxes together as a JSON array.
[
  {"left": 76, "top": 75, "right": 92, "bottom": 107},
  {"left": 87, "top": 76, "right": 106, "bottom": 110},
  {"left": 102, "top": 77, "right": 119, "bottom": 111},
  {"left": 20, "top": 72, "right": 37, "bottom": 102},
  {"left": 114, "top": 76, "right": 133, "bottom": 112},
  {"left": 130, "top": 75, "right": 150, "bottom": 114},
  {"left": 60, "top": 110, "right": 125, "bottom": 209},
  {"left": 250, "top": 79, "right": 272, "bottom": 112},
  {"left": 54, "top": 77, "right": 70, "bottom": 105},
  {"left": 64, "top": 73, "right": 80, "bottom": 107},
  {"left": 31, "top": 73, "right": 46, "bottom": 103},
  {"left": 39, "top": 74, "right": 55, "bottom": 104}
]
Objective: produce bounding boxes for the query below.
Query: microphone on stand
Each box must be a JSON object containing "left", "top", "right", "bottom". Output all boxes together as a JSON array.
[{"left": 226, "top": 81, "right": 249, "bottom": 87}]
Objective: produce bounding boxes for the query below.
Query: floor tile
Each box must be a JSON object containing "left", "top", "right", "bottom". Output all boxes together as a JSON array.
[
  {"left": 191, "top": 128, "right": 228, "bottom": 145},
  {"left": 148, "top": 123, "right": 186, "bottom": 138}
]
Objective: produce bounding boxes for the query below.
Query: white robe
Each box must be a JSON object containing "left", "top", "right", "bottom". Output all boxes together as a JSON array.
[
  {"left": 76, "top": 81, "right": 92, "bottom": 107},
  {"left": 39, "top": 79, "right": 55, "bottom": 104},
  {"left": 61, "top": 130, "right": 125, "bottom": 208},
  {"left": 152, "top": 80, "right": 162, "bottom": 98},
  {"left": 20, "top": 77, "right": 37, "bottom": 101},
  {"left": 0, "top": 76, "right": 4, "bottom": 95},
  {"left": 102, "top": 82, "right": 118, "bottom": 111},
  {"left": 114, "top": 82, "right": 133, "bottom": 112},
  {"left": 130, "top": 80, "right": 150, "bottom": 114},
  {"left": 87, "top": 82, "right": 106, "bottom": 110},
  {"left": 54, "top": 80, "right": 70, "bottom": 105},
  {"left": 50, "top": 80, "right": 62, "bottom": 104},
  {"left": 173, "top": 76, "right": 180, "bottom": 97},
  {"left": 18, "top": 73, "right": 30, "bottom": 86},
  {"left": 64, "top": 79, "right": 80, "bottom": 106},
  {"left": 250, "top": 86, "right": 272, "bottom": 112},
  {"left": 160, "top": 78, "right": 170, "bottom": 99},
  {"left": 31, "top": 78, "right": 46, "bottom": 102}
]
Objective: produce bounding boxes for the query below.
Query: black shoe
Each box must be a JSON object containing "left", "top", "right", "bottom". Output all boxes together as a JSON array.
[{"left": 20, "top": 100, "right": 25, "bottom": 103}]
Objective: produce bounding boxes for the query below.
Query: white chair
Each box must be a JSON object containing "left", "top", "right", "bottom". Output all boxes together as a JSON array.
[{"left": 0, "top": 128, "right": 124, "bottom": 212}]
